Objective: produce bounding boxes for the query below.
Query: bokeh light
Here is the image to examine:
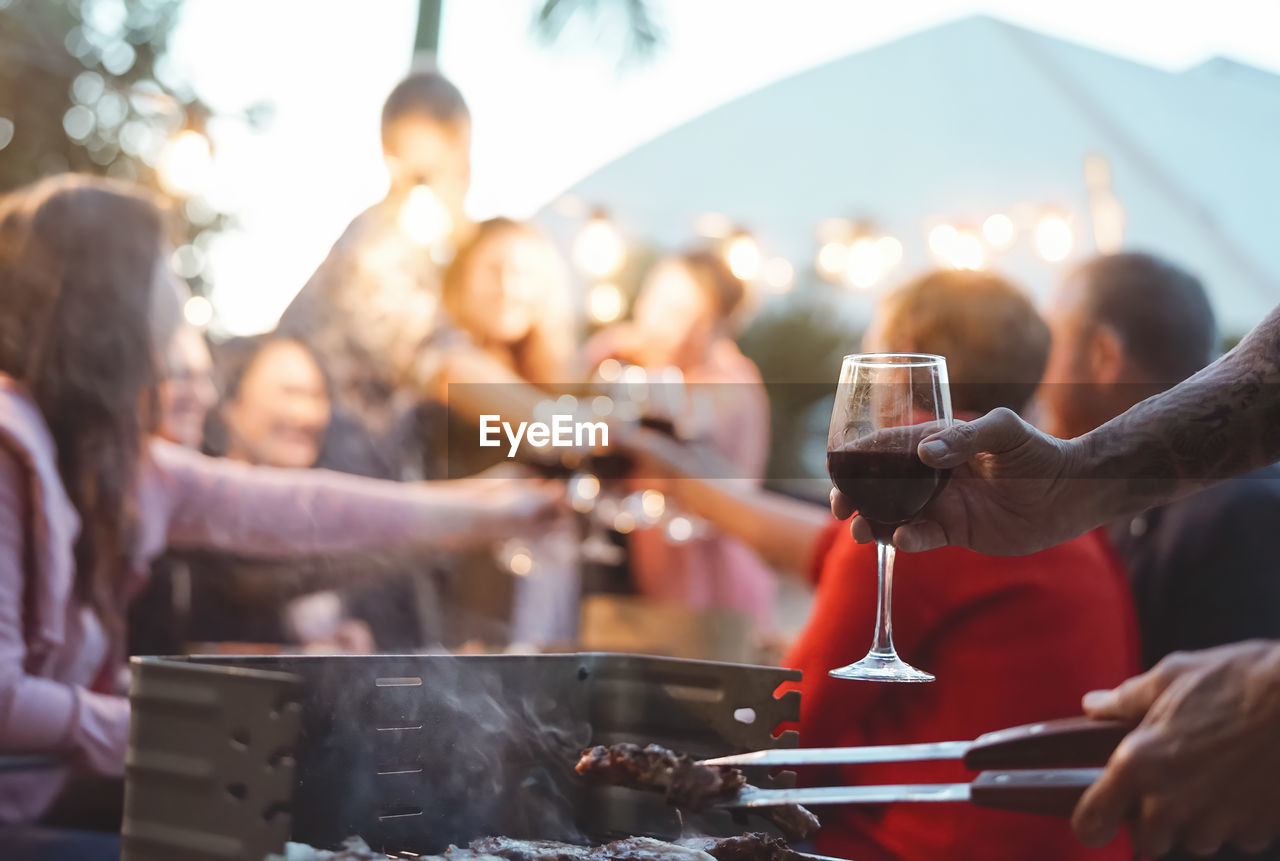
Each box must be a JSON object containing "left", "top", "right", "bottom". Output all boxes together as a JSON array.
[
  {"left": 725, "top": 232, "right": 763, "bottom": 281},
  {"left": 928, "top": 224, "right": 958, "bottom": 258},
  {"left": 62, "top": 105, "right": 95, "bottom": 142},
  {"left": 875, "top": 235, "right": 903, "bottom": 269},
  {"left": 951, "top": 230, "right": 986, "bottom": 270},
  {"left": 157, "top": 129, "right": 213, "bottom": 197},
  {"left": 574, "top": 214, "right": 625, "bottom": 278},
  {"left": 641, "top": 489, "right": 666, "bottom": 521},
  {"left": 398, "top": 184, "right": 452, "bottom": 246},
  {"left": 761, "top": 257, "right": 795, "bottom": 293},
  {"left": 588, "top": 282, "right": 625, "bottom": 324},
  {"left": 816, "top": 241, "right": 848, "bottom": 278},
  {"left": 183, "top": 295, "right": 214, "bottom": 328},
  {"left": 666, "top": 516, "right": 695, "bottom": 543},
  {"left": 983, "top": 213, "right": 1016, "bottom": 248},
  {"left": 846, "top": 237, "right": 882, "bottom": 289},
  {"left": 597, "top": 358, "right": 623, "bottom": 383},
  {"left": 1035, "top": 214, "right": 1074, "bottom": 262}
]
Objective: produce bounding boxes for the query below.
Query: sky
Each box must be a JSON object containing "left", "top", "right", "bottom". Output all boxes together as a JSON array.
[{"left": 170, "top": 0, "right": 1280, "bottom": 334}]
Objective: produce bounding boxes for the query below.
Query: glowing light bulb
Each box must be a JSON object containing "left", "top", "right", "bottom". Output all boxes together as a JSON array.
[
  {"left": 816, "top": 241, "right": 848, "bottom": 279},
  {"left": 1035, "top": 214, "right": 1073, "bottom": 262},
  {"left": 761, "top": 257, "right": 795, "bottom": 294},
  {"left": 574, "top": 215, "right": 625, "bottom": 278},
  {"left": 588, "top": 283, "right": 625, "bottom": 324},
  {"left": 157, "top": 129, "right": 213, "bottom": 197},
  {"left": 183, "top": 295, "right": 213, "bottom": 328},
  {"left": 725, "top": 233, "right": 762, "bottom": 281},
  {"left": 398, "top": 184, "right": 452, "bottom": 246},
  {"left": 597, "top": 358, "right": 623, "bottom": 383},
  {"left": 569, "top": 473, "right": 601, "bottom": 513},
  {"left": 928, "top": 224, "right": 958, "bottom": 259},
  {"left": 640, "top": 490, "right": 666, "bottom": 522},
  {"left": 846, "top": 237, "right": 882, "bottom": 289},
  {"left": 666, "top": 516, "right": 695, "bottom": 543},
  {"left": 951, "top": 230, "right": 986, "bottom": 270},
  {"left": 875, "top": 235, "right": 903, "bottom": 270},
  {"left": 983, "top": 213, "right": 1015, "bottom": 248}
]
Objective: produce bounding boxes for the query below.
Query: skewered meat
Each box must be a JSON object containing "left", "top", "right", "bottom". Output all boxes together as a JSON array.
[
  {"left": 575, "top": 744, "right": 820, "bottom": 842},
  {"left": 467, "top": 837, "right": 595, "bottom": 861},
  {"left": 272, "top": 833, "right": 806, "bottom": 861},
  {"left": 575, "top": 744, "right": 747, "bottom": 810},
  {"left": 676, "top": 834, "right": 804, "bottom": 861},
  {"left": 593, "top": 837, "right": 716, "bottom": 861}
]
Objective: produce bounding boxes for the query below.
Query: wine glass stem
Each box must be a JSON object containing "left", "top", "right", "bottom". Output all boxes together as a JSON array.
[{"left": 869, "top": 540, "right": 898, "bottom": 658}]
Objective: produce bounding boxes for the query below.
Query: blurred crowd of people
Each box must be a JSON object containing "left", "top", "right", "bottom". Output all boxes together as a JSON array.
[{"left": 1, "top": 67, "right": 1278, "bottom": 861}]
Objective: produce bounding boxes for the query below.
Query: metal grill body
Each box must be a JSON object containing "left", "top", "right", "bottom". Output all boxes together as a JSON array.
[{"left": 123, "top": 653, "right": 801, "bottom": 860}]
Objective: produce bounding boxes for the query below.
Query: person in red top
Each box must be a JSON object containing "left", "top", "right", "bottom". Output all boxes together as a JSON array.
[{"left": 623, "top": 269, "right": 1139, "bottom": 860}]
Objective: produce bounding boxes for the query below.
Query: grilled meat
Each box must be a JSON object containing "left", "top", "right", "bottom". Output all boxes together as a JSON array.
[
  {"left": 575, "top": 744, "right": 820, "bottom": 842},
  {"left": 468, "top": 835, "right": 786, "bottom": 861},
  {"left": 275, "top": 833, "right": 808, "bottom": 861},
  {"left": 468, "top": 837, "right": 595, "bottom": 861},
  {"left": 676, "top": 834, "right": 804, "bottom": 861},
  {"left": 745, "top": 803, "right": 821, "bottom": 845},
  {"left": 575, "top": 743, "right": 747, "bottom": 810},
  {"left": 595, "top": 837, "right": 716, "bottom": 861}
]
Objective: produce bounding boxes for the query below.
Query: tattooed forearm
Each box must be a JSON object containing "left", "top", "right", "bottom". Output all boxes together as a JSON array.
[{"left": 1077, "top": 305, "right": 1280, "bottom": 513}]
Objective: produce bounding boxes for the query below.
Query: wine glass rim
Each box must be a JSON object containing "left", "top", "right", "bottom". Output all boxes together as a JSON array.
[{"left": 842, "top": 352, "right": 947, "bottom": 368}]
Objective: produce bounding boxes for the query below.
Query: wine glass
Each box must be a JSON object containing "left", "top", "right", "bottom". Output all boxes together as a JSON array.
[{"left": 826, "top": 353, "right": 952, "bottom": 682}]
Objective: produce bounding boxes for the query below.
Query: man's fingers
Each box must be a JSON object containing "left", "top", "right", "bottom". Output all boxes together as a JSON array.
[
  {"left": 1131, "top": 796, "right": 1181, "bottom": 858},
  {"left": 918, "top": 407, "right": 1031, "bottom": 468},
  {"left": 893, "top": 520, "right": 947, "bottom": 553},
  {"left": 846, "top": 517, "right": 948, "bottom": 551},
  {"left": 1233, "top": 814, "right": 1279, "bottom": 855},
  {"left": 1081, "top": 667, "right": 1168, "bottom": 722},
  {"left": 1072, "top": 754, "right": 1136, "bottom": 848},
  {"left": 1184, "top": 810, "right": 1234, "bottom": 858},
  {"left": 830, "top": 487, "right": 855, "bottom": 521}
]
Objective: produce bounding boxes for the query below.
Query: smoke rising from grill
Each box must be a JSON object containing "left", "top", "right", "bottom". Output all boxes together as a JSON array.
[{"left": 317, "top": 653, "right": 593, "bottom": 853}]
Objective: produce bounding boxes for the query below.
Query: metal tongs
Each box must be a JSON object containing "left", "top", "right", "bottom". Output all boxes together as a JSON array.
[{"left": 702, "top": 717, "right": 1131, "bottom": 818}]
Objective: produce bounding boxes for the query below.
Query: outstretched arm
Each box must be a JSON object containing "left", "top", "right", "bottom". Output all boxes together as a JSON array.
[
  {"left": 622, "top": 427, "right": 831, "bottom": 577},
  {"left": 1077, "top": 304, "right": 1280, "bottom": 510},
  {"left": 146, "top": 438, "right": 557, "bottom": 558},
  {"left": 839, "top": 305, "right": 1280, "bottom": 556}
]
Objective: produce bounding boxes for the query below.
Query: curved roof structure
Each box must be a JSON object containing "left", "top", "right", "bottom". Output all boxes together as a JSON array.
[{"left": 555, "top": 15, "right": 1280, "bottom": 334}]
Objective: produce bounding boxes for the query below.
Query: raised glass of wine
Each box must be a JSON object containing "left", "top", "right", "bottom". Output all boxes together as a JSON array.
[{"left": 826, "top": 353, "right": 952, "bottom": 682}]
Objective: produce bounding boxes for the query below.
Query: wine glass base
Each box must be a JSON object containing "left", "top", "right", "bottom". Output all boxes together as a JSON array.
[{"left": 829, "top": 653, "right": 935, "bottom": 683}]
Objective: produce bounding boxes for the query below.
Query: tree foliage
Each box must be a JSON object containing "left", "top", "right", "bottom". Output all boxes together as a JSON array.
[
  {"left": 533, "top": 0, "right": 664, "bottom": 66},
  {"left": 0, "top": 0, "right": 225, "bottom": 291}
]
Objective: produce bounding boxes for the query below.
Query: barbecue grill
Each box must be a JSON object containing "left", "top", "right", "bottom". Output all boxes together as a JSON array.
[{"left": 121, "top": 653, "right": 802, "bottom": 861}]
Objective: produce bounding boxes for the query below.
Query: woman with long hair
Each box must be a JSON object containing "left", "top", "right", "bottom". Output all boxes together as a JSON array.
[
  {"left": 0, "top": 176, "right": 553, "bottom": 830},
  {"left": 416, "top": 217, "right": 580, "bottom": 645},
  {"left": 587, "top": 249, "right": 775, "bottom": 636},
  {"left": 423, "top": 216, "right": 575, "bottom": 439}
]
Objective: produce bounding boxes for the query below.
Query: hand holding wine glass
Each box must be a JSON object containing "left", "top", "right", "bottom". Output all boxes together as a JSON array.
[
  {"left": 826, "top": 353, "right": 952, "bottom": 682},
  {"left": 831, "top": 407, "right": 1087, "bottom": 556}
]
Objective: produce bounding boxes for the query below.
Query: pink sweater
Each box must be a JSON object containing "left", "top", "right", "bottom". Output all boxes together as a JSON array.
[
  {"left": 0, "top": 376, "right": 448, "bottom": 823},
  {"left": 626, "top": 342, "right": 777, "bottom": 633}
]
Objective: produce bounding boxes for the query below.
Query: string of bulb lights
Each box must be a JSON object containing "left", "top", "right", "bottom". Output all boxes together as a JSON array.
[{"left": 566, "top": 204, "right": 1080, "bottom": 324}]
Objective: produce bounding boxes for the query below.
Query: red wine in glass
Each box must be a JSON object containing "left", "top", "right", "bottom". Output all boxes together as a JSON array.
[
  {"left": 826, "top": 353, "right": 953, "bottom": 682},
  {"left": 826, "top": 446, "right": 949, "bottom": 542},
  {"left": 638, "top": 415, "right": 679, "bottom": 438}
]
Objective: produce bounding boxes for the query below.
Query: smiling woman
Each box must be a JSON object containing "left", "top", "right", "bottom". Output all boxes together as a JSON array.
[{"left": 0, "top": 176, "right": 560, "bottom": 844}]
